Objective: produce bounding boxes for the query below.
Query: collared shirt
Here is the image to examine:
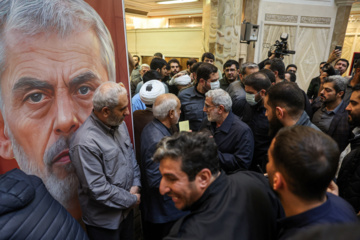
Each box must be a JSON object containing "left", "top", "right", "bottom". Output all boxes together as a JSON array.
[
  {"left": 203, "top": 111, "right": 254, "bottom": 173},
  {"left": 277, "top": 193, "right": 357, "bottom": 240},
  {"left": 312, "top": 101, "right": 343, "bottom": 133},
  {"left": 295, "top": 111, "right": 320, "bottom": 131},
  {"left": 69, "top": 112, "right": 141, "bottom": 229},
  {"left": 178, "top": 86, "right": 206, "bottom": 131}
]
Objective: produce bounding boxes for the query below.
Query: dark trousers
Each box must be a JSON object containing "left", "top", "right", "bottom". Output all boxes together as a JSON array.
[
  {"left": 143, "top": 220, "right": 176, "bottom": 240},
  {"left": 86, "top": 211, "right": 134, "bottom": 240}
]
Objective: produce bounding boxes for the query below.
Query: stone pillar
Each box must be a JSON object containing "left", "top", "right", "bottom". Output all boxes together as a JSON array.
[
  {"left": 330, "top": 0, "right": 355, "bottom": 52},
  {"left": 244, "top": 0, "right": 260, "bottom": 62},
  {"left": 202, "top": 0, "right": 242, "bottom": 70}
]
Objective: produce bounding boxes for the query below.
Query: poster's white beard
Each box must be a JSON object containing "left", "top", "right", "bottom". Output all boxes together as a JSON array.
[{"left": 8, "top": 127, "right": 78, "bottom": 209}]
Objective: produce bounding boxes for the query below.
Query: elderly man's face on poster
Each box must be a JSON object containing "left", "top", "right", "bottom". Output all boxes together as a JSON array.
[{"left": 0, "top": 29, "right": 109, "bottom": 208}]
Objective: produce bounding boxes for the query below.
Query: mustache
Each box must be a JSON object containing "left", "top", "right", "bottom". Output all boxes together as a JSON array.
[{"left": 43, "top": 135, "right": 72, "bottom": 166}]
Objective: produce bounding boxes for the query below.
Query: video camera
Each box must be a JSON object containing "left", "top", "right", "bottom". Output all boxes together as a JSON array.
[{"left": 268, "top": 33, "right": 296, "bottom": 58}]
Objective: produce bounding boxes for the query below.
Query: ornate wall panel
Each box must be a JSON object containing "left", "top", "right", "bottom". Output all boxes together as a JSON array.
[
  {"left": 294, "top": 27, "right": 330, "bottom": 90},
  {"left": 260, "top": 24, "right": 297, "bottom": 67}
]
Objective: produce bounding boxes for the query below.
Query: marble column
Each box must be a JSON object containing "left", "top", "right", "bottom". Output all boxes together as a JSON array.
[
  {"left": 202, "top": 0, "right": 242, "bottom": 70},
  {"left": 330, "top": 0, "right": 355, "bottom": 53},
  {"left": 244, "top": 0, "right": 260, "bottom": 62}
]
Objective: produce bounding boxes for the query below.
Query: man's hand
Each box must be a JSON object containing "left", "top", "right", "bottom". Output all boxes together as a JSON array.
[
  {"left": 327, "top": 180, "right": 339, "bottom": 196},
  {"left": 134, "top": 193, "right": 141, "bottom": 206},
  {"left": 130, "top": 186, "right": 140, "bottom": 194},
  {"left": 327, "top": 49, "right": 342, "bottom": 64}
]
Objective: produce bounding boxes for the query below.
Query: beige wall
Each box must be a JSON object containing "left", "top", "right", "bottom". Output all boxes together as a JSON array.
[
  {"left": 127, "top": 28, "right": 203, "bottom": 58},
  {"left": 343, "top": 14, "right": 360, "bottom": 76}
]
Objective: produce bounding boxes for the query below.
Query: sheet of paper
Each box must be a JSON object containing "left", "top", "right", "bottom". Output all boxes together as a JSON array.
[{"left": 179, "top": 120, "right": 190, "bottom": 132}]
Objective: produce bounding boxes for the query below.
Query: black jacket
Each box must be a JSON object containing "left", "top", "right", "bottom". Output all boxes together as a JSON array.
[
  {"left": 338, "top": 134, "right": 360, "bottom": 213},
  {"left": 164, "top": 171, "right": 284, "bottom": 240},
  {"left": 0, "top": 169, "right": 88, "bottom": 240}
]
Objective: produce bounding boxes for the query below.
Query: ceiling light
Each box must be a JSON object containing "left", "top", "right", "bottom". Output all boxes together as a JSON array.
[{"left": 157, "top": 0, "right": 198, "bottom": 4}]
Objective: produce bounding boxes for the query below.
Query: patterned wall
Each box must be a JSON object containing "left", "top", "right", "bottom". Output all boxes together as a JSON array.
[{"left": 259, "top": 12, "right": 333, "bottom": 91}]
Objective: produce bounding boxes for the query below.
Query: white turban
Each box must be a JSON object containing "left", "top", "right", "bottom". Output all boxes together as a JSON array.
[
  {"left": 140, "top": 80, "right": 166, "bottom": 105},
  {"left": 174, "top": 75, "right": 191, "bottom": 86}
]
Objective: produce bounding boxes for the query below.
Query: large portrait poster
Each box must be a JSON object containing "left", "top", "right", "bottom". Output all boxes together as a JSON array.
[{"left": 0, "top": 0, "right": 131, "bottom": 220}]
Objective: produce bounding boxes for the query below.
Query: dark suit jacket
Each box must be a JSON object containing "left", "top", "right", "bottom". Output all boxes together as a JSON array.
[{"left": 313, "top": 101, "right": 350, "bottom": 152}]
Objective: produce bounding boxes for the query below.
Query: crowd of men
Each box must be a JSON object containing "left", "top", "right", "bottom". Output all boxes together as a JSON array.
[{"left": 1, "top": 0, "right": 360, "bottom": 240}]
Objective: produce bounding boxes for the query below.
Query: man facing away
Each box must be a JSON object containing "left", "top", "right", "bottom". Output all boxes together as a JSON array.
[
  {"left": 267, "top": 126, "right": 357, "bottom": 239},
  {"left": 140, "top": 93, "right": 188, "bottom": 240},
  {"left": 154, "top": 131, "right": 283, "bottom": 240},
  {"left": 201, "top": 88, "right": 254, "bottom": 173},
  {"left": 70, "top": 82, "right": 141, "bottom": 240}
]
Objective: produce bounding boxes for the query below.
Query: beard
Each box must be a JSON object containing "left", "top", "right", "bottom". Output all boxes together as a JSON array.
[
  {"left": 106, "top": 111, "right": 124, "bottom": 127},
  {"left": 268, "top": 115, "right": 283, "bottom": 137},
  {"left": 8, "top": 127, "right": 78, "bottom": 209}
]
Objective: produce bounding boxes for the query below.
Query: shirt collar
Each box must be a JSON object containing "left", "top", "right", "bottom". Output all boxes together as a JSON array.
[
  {"left": 212, "top": 111, "right": 234, "bottom": 133},
  {"left": 321, "top": 100, "right": 343, "bottom": 115},
  {"left": 90, "top": 111, "right": 119, "bottom": 135}
]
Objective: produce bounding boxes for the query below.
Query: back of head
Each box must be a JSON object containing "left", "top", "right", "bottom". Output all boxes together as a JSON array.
[
  {"left": 190, "top": 62, "right": 203, "bottom": 73},
  {"left": 133, "top": 55, "right": 140, "bottom": 61},
  {"left": 153, "top": 131, "right": 220, "bottom": 181},
  {"left": 322, "top": 63, "right": 337, "bottom": 76},
  {"left": 244, "top": 72, "right": 271, "bottom": 92},
  {"left": 154, "top": 52, "right": 163, "bottom": 59},
  {"left": 241, "top": 62, "right": 259, "bottom": 75},
  {"left": 140, "top": 63, "right": 150, "bottom": 70},
  {"left": 259, "top": 69, "right": 276, "bottom": 84},
  {"left": 187, "top": 58, "right": 197, "bottom": 67},
  {"left": 0, "top": 0, "right": 115, "bottom": 82},
  {"left": 150, "top": 58, "right": 167, "bottom": 71},
  {"left": 153, "top": 93, "right": 178, "bottom": 121},
  {"left": 223, "top": 59, "right": 239, "bottom": 70},
  {"left": 201, "top": 52, "right": 215, "bottom": 62},
  {"left": 267, "top": 81, "right": 304, "bottom": 117},
  {"left": 270, "top": 58, "right": 285, "bottom": 79},
  {"left": 285, "top": 72, "right": 297, "bottom": 82},
  {"left": 143, "top": 70, "right": 162, "bottom": 83},
  {"left": 205, "top": 89, "right": 232, "bottom": 112},
  {"left": 196, "top": 62, "right": 218, "bottom": 82},
  {"left": 140, "top": 80, "right": 166, "bottom": 106},
  {"left": 93, "top": 82, "right": 126, "bottom": 112},
  {"left": 272, "top": 126, "right": 339, "bottom": 201}
]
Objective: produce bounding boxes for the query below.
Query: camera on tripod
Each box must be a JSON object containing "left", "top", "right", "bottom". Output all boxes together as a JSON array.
[{"left": 268, "top": 33, "right": 296, "bottom": 58}]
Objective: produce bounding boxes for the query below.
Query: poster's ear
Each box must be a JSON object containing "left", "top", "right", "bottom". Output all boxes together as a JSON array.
[{"left": 0, "top": 110, "right": 14, "bottom": 159}]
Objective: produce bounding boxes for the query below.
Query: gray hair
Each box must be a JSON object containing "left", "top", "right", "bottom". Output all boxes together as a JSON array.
[
  {"left": 153, "top": 94, "right": 178, "bottom": 121},
  {"left": 0, "top": 0, "right": 115, "bottom": 107},
  {"left": 93, "top": 82, "right": 127, "bottom": 112},
  {"left": 205, "top": 89, "right": 232, "bottom": 112},
  {"left": 140, "top": 64, "right": 150, "bottom": 70},
  {"left": 241, "top": 62, "right": 259, "bottom": 75},
  {"left": 324, "top": 75, "right": 346, "bottom": 94}
]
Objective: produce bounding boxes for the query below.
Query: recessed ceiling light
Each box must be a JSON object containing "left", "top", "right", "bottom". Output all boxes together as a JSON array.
[{"left": 157, "top": 0, "right": 198, "bottom": 4}]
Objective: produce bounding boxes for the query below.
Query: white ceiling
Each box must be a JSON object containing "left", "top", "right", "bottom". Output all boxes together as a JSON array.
[{"left": 124, "top": 0, "right": 203, "bottom": 17}]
